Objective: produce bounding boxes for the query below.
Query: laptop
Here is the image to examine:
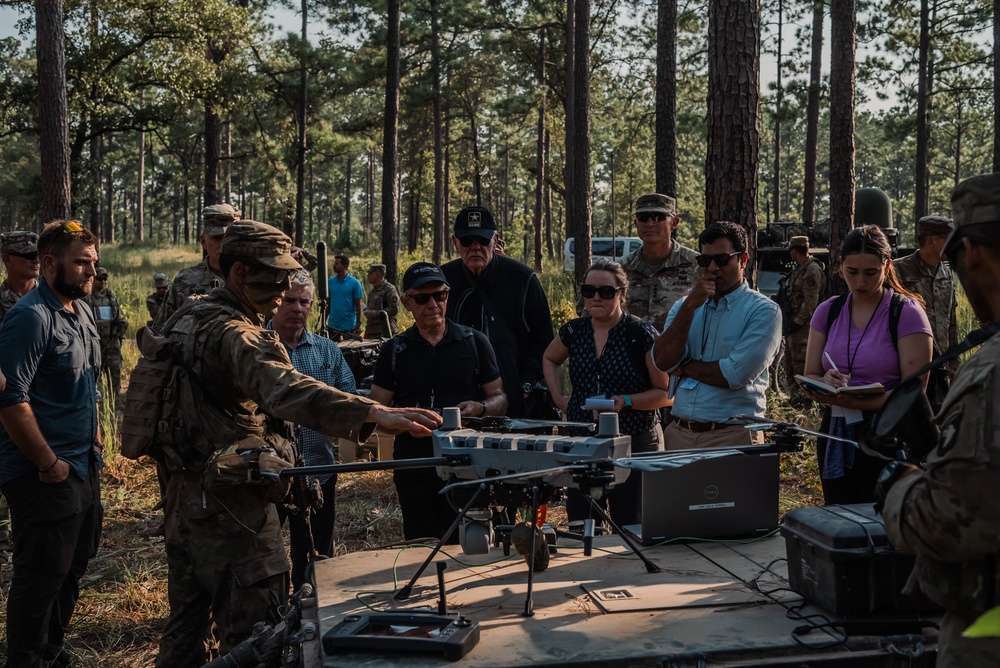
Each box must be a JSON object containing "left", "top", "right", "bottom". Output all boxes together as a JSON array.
[{"left": 622, "top": 448, "right": 779, "bottom": 545}]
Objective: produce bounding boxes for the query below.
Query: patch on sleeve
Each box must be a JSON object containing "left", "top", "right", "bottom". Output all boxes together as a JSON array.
[{"left": 936, "top": 410, "right": 962, "bottom": 458}]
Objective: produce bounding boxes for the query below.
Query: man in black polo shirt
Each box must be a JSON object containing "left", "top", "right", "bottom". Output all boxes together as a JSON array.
[{"left": 370, "top": 262, "right": 506, "bottom": 541}]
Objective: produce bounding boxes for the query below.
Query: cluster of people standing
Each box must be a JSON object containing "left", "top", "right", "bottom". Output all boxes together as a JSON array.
[{"left": 2, "top": 172, "right": 1000, "bottom": 667}]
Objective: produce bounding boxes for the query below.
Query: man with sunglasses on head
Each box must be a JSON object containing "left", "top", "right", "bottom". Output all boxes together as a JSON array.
[
  {"left": 879, "top": 173, "right": 1000, "bottom": 668},
  {"left": 441, "top": 206, "right": 552, "bottom": 418},
  {"left": 652, "top": 221, "right": 782, "bottom": 449},
  {"left": 152, "top": 223, "right": 442, "bottom": 666},
  {"left": 370, "top": 262, "right": 505, "bottom": 541},
  {"left": 0, "top": 220, "right": 104, "bottom": 668},
  {"left": 620, "top": 194, "right": 700, "bottom": 332}
]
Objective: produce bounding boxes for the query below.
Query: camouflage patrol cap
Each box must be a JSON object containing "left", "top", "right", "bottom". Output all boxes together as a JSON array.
[
  {"left": 220, "top": 220, "right": 302, "bottom": 271},
  {"left": 202, "top": 203, "right": 241, "bottom": 237},
  {"left": 368, "top": 263, "right": 386, "bottom": 274},
  {"left": 95, "top": 266, "right": 109, "bottom": 279},
  {"left": 634, "top": 193, "right": 677, "bottom": 216},
  {"left": 153, "top": 272, "right": 169, "bottom": 288},
  {"left": 916, "top": 215, "right": 953, "bottom": 237},
  {"left": 789, "top": 235, "right": 810, "bottom": 251},
  {"left": 1, "top": 231, "right": 39, "bottom": 255},
  {"left": 947, "top": 173, "right": 1000, "bottom": 250}
]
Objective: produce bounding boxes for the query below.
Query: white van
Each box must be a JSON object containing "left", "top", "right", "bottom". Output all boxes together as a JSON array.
[{"left": 563, "top": 236, "right": 642, "bottom": 272}]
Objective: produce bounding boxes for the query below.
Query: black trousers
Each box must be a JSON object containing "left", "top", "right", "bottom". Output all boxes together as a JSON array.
[
  {"left": 3, "top": 459, "right": 102, "bottom": 668},
  {"left": 393, "top": 467, "right": 459, "bottom": 543},
  {"left": 282, "top": 474, "right": 338, "bottom": 592}
]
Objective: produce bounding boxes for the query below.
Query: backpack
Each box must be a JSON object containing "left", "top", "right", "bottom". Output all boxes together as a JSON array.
[
  {"left": 824, "top": 292, "right": 906, "bottom": 350},
  {"left": 119, "top": 326, "right": 186, "bottom": 461}
]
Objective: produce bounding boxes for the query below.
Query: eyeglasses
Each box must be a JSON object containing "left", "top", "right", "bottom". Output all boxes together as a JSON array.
[
  {"left": 459, "top": 235, "right": 494, "bottom": 247},
  {"left": 11, "top": 251, "right": 38, "bottom": 261},
  {"left": 580, "top": 284, "right": 623, "bottom": 299},
  {"left": 95, "top": 276, "right": 108, "bottom": 281},
  {"left": 406, "top": 290, "right": 450, "bottom": 305},
  {"left": 696, "top": 252, "right": 741, "bottom": 268},
  {"left": 636, "top": 212, "right": 668, "bottom": 223}
]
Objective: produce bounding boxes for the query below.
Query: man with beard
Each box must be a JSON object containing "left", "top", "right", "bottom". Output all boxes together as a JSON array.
[
  {"left": 154, "top": 221, "right": 441, "bottom": 666},
  {"left": 0, "top": 220, "right": 104, "bottom": 667}
]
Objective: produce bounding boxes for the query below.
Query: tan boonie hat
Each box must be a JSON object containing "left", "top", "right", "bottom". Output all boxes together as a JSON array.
[
  {"left": 634, "top": 193, "right": 677, "bottom": 216},
  {"left": 220, "top": 220, "right": 302, "bottom": 271},
  {"left": 916, "top": 215, "right": 954, "bottom": 237},
  {"left": 153, "top": 272, "right": 169, "bottom": 288},
  {"left": 947, "top": 173, "right": 1000, "bottom": 251},
  {"left": 1, "top": 231, "right": 39, "bottom": 255},
  {"left": 202, "top": 203, "right": 241, "bottom": 236},
  {"left": 789, "top": 235, "right": 810, "bottom": 250}
]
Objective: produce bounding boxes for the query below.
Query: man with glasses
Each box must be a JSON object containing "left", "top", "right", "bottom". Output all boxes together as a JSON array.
[
  {"left": 880, "top": 173, "right": 1000, "bottom": 668},
  {"left": 0, "top": 231, "right": 40, "bottom": 325},
  {"left": 620, "top": 193, "right": 700, "bottom": 332},
  {"left": 370, "top": 262, "right": 505, "bottom": 541},
  {"left": 84, "top": 266, "right": 128, "bottom": 399},
  {"left": 152, "top": 203, "right": 241, "bottom": 331},
  {"left": 894, "top": 215, "right": 959, "bottom": 410},
  {"left": 441, "top": 206, "right": 552, "bottom": 417},
  {"left": 153, "top": 223, "right": 441, "bottom": 666},
  {"left": 652, "top": 221, "right": 782, "bottom": 449}
]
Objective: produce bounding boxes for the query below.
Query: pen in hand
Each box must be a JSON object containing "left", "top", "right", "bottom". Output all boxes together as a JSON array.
[{"left": 823, "top": 352, "right": 840, "bottom": 374}]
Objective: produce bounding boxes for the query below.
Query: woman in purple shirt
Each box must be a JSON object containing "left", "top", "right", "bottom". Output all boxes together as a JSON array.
[{"left": 802, "top": 225, "right": 933, "bottom": 504}]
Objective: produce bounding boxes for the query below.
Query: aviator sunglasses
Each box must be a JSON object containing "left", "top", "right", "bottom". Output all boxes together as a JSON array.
[
  {"left": 580, "top": 284, "right": 623, "bottom": 299},
  {"left": 458, "top": 235, "right": 494, "bottom": 247},
  {"left": 695, "top": 252, "right": 740, "bottom": 268},
  {"left": 406, "top": 290, "right": 450, "bottom": 305}
]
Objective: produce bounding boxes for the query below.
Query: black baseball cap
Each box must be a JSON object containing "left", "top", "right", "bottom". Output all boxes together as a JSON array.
[
  {"left": 402, "top": 262, "right": 449, "bottom": 292},
  {"left": 453, "top": 206, "right": 498, "bottom": 239}
]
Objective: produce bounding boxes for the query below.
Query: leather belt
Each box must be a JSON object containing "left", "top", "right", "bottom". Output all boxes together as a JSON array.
[{"left": 672, "top": 418, "right": 734, "bottom": 433}]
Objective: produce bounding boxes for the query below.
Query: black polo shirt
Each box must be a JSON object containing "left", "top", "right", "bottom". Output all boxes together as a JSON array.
[{"left": 372, "top": 319, "right": 500, "bottom": 458}]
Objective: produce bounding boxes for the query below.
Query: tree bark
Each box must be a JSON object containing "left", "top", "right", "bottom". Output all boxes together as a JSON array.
[
  {"left": 772, "top": 0, "right": 784, "bottom": 223},
  {"left": 534, "top": 30, "right": 546, "bottom": 273},
  {"left": 137, "top": 123, "right": 145, "bottom": 242},
  {"left": 828, "top": 0, "right": 856, "bottom": 278},
  {"left": 994, "top": 0, "right": 1000, "bottom": 171},
  {"left": 204, "top": 99, "right": 221, "bottom": 205},
  {"left": 655, "top": 0, "right": 677, "bottom": 196},
  {"left": 294, "top": 0, "right": 308, "bottom": 246},
  {"left": 381, "top": 0, "right": 402, "bottom": 284},
  {"left": 572, "top": 0, "right": 593, "bottom": 284},
  {"left": 431, "top": 0, "right": 445, "bottom": 265},
  {"left": 914, "top": 0, "right": 930, "bottom": 221},
  {"left": 37, "top": 0, "right": 72, "bottom": 221},
  {"left": 564, "top": 0, "right": 576, "bottom": 269},
  {"left": 802, "top": 0, "right": 824, "bottom": 227},
  {"left": 105, "top": 133, "right": 115, "bottom": 242},
  {"left": 344, "top": 154, "right": 353, "bottom": 242},
  {"left": 90, "top": 132, "right": 103, "bottom": 240},
  {"left": 706, "top": 0, "right": 760, "bottom": 285},
  {"left": 544, "top": 128, "right": 555, "bottom": 259}
]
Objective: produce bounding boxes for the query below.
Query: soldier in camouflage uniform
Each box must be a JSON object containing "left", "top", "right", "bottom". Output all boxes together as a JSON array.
[
  {"left": 880, "top": 173, "right": 1000, "bottom": 667},
  {"left": 0, "top": 231, "right": 40, "bottom": 325},
  {"left": 146, "top": 272, "right": 169, "bottom": 323},
  {"left": 782, "top": 236, "right": 826, "bottom": 391},
  {"left": 363, "top": 263, "right": 399, "bottom": 338},
  {"left": 154, "top": 220, "right": 440, "bottom": 667},
  {"left": 151, "top": 203, "right": 240, "bottom": 331},
  {"left": 894, "top": 215, "right": 959, "bottom": 410},
  {"left": 0, "top": 231, "right": 38, "bottom": 565},
  {"left": 84, "top": 266, "right": 127, "bottom": 398},
  {"left": 620, "top": 193, "right": 700, "bottom": 332}
]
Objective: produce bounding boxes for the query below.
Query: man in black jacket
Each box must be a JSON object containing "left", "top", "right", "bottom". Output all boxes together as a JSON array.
[{"left": 441, "top": 207, "right": 553, "bottom": 417}]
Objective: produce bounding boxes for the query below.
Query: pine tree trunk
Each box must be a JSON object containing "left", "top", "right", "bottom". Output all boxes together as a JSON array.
[
  {"left": 90, "top": 132, "right": 103, "bottom": 239},
  {"left": 294, "top": 0, "right": 307, "bottom": 246},
  {"left": 914, "top": 0, "right": 930, "bottom": 221},
  {"left": 37, "top": 0, "right": 71, "bottom": 221},
  {"left": 802, "top": 0, "right": 824, "bottom": 227},
  {"left": 772, "top": 0, "right": 784, "bottom": 223},
  {"left": 533, "top": 30, "right": 547, "bottom": 274},
  {"left": 655, "top": 0, "right": 677, "bottom": 197},
  {"left": 564, "top": 0, "right": 576, "bottom": 268},
  {"left": 706, "top": 0, "right": 760, "bottom": 284},
  {"left": 828, "top": 0, "right": 856, "bottom": 279},
  {"left": 572, "top": 0, "right": 593, "bottom": 284},
  {"left": 204, "top": 99, "right": 221, "bottom": 205},
  {"left": 381, "top": 0, "right": 401, "bottom": 284},
  {"left": 137, "top": 124, "right": 145, "bottom": 242},
  {"left": 431, "top": 0, "right": 445, "bottom": 265}
]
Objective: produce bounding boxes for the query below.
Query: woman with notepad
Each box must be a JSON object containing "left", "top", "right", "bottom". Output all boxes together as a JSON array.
[
  {"left": 542, "top": 259, "right": 671, "bottom": 527},
  {"left": 801, "top": 225, "right": 933, "bottom": 505}
]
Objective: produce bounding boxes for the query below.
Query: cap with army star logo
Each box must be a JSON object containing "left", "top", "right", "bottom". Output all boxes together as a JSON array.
[
  {"left": 454, "top": 206, "right": 497, "bottom": 239},
  {"left": 202, "top": 203, "right": 242, "bottom": 237},
  {"left": 1, "top": 231, "right": 39, "bottom": 256},
  {"left": 220, "top": 221, "right": 302, "bottom": 271}
]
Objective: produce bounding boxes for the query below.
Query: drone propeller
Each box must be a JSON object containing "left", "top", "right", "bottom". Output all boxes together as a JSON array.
[
  {"left": 730, "top": 415, "right": 859, "bottom": 449},
  {"left": 462, "top": 416, "right": 596, "bottom": 432}
]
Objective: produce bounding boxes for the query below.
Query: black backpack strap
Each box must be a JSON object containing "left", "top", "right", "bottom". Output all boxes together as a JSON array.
[
  {"left": 824, "top": 293, "right": 849, "bottom": 335},
  {"left": 825, "top": 291, "right": 906, "bottom": 350},
  {"left": 461, "top": 328, "right": 481, "bottom": 379}
]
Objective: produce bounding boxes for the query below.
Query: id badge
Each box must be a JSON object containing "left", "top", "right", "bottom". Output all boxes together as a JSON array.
[{"left": 679, "top": 377, "right": 699, "bottom": 390}]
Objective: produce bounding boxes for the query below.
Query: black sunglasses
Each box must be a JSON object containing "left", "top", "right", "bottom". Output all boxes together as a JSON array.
[
  {"left": 459, "top": 235, "right": 494, "bottom": 247},
  {"left": 696, "top": 252, "right": 740, "bottom": 268},
  {"left": 12, "top": 251, "right": 39, "bottom": 261},
  {"left": 406, "top": 290, "right": 450, "bottom": 305},
  {"left": 636, "top": 212, "right": 668, "bottom": 223},
  {"left": 580, "top": 284, "right": 623, "bottom": 299}
]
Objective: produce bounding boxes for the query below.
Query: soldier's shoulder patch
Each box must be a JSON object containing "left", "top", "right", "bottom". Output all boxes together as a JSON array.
[{"left": 936, "top": 410, "right": 962, "bottom": 458}]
